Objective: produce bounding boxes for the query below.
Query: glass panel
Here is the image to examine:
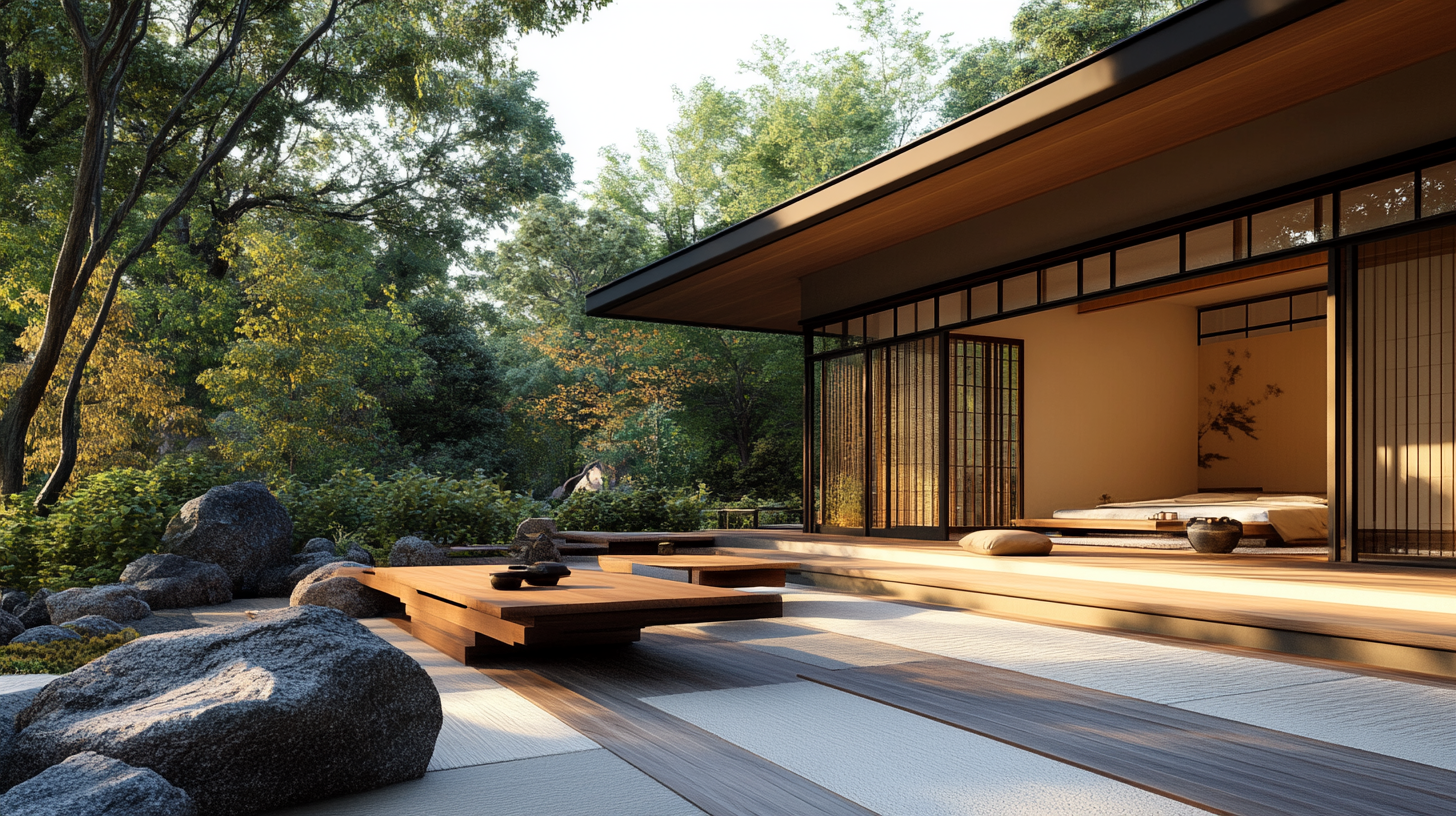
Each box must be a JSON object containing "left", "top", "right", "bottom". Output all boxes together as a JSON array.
[
  {"left": 1422, "top": 160, "right": 1456, "bottom": 217},
  {"left": 1292, "top": 317, "right": 1326, "bottom": 333},
  {"left": 845, "top": 316, "right": 866, "bottom": 346},
  {"left": 1291, "top": 291, "right": 1324, "bottom": 321},
  {"left": 971, "top": 282, "right": 998, "bottom": 319},
  {"left": 1002, "top": 272, "right": 1038, "bottom": 311},
  {"left": 1247, "top": 324, "right": 1290, "bottom": 338},
  {"left": 1341, "top": 173, "right": 1415, "bottom": 235},
  {"left": 1247, "top": 297, "right": 1290, "bottom": 328},
  {"left": 895, "top": 304, "right": 915, "bottom": 336},
  {"left": 1042, "top": 261, "right": 1078, "bottom": 302},
  {"left": 1185, "top": 218, "right": 1247, "bottom": 270},
  {"left": 1083, "top": 253, "right": 1111, "bottom": 293},
  {"left": 866, "top": 309, "right": 894, "bottom": 341},
  {"left": 1115, "top": 235, "right": 1180, "bottom": 286},
  {"left": 1252, "top": 195, "right": 1332, "bottom": 255},
  {"left": 938, "top": 291, "right": 967, "bottom": 326},
  {"left": 1200, "top": 304, "right": 1246, "bottom": 336},
  {"left": 916, "top": 298, "right": 936, "bottom": 332}
]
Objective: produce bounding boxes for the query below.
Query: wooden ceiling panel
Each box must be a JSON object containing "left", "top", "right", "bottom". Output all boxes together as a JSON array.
[{"left": 600, "top": 0, "right": 1456, "bottom": 331}]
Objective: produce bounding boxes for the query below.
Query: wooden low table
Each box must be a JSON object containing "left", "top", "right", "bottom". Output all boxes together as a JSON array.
[
  {"left": 1012, "top": 518, "right": 1279, "bottom": 538},
  {"left": 599, "top": 555, "right": 800, "bottom": 587},
  {"left": 342, "top": 566, "right": 781, "bottom": 663}
]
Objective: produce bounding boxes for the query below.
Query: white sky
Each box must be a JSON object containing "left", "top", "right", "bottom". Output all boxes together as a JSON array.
[{"left": 513, "top": 0, "right": 1025, "bottom": 190}]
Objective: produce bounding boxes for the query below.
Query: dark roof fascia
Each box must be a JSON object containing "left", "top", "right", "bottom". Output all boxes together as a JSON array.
[{"left": 585, "top": 0, "right": 1346, "bottom": 319}]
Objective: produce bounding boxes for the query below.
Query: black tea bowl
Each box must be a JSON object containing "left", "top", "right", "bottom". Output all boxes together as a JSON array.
[
  {"left": 491, "top": 572, "right": 525, "bottom": 590},
  {"left": 522, "top": 573, "right": 562, "bottom": 587}
]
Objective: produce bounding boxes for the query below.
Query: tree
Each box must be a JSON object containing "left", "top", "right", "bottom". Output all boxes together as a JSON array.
[
  {"left": 197, "top": 221, "right": 422, "bottom": 480},
  {"left": 480, "top": 195, "right": 649, "bottom": 327},
  {"left": 836, "top": 0, "right": 959, "bottom": 146},
  {"left": 0, "top": 0, "right": 606, "bottom": 505},
  {"left": 942, "top": 0, "right": 1195, "bottom": 120}
]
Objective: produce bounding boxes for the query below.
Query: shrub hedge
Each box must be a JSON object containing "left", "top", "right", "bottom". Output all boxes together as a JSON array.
[
  {"left": 553, "top": 486, "right": 708, "bottom": 533},
  {"left": 0, "top": 629, "right": 141, "bottom": 675}
]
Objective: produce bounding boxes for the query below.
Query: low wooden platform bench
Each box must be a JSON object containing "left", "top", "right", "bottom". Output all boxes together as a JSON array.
[
  {"left": 557, "top": 531, "right": 717, "bottom": 555},
  {"left": 599, "top": 555, "right": 800, "bottom": 587},
  {"left": 1012, "top": 518, "right": 1280, "bottom": 538},
  {"left": 342, "top": 565, "right": 781, "bottom": 663}
]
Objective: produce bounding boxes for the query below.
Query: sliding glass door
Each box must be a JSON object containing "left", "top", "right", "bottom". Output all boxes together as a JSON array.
[{"left": 811, "top": 332, "right": 1023, "bottom": 538}]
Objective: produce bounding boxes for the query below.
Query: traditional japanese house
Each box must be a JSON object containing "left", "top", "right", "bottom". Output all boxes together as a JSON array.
[{"left": 587, "top": 0, "right": 1456, "bottom": 565}]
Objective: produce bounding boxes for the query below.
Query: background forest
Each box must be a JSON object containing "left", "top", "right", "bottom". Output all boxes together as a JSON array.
[{"left": 0, "top": 0, "right": 1194, "bottom": 513}]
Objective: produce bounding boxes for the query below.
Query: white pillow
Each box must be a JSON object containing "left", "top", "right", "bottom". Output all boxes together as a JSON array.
[{"left": 958, "top": 529, "right": 1053, "bottom": 556}]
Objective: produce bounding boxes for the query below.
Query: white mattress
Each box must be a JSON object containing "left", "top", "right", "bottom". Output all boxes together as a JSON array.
[{"left": 1053, "top": 494, "right": 1329, "bottom": 542}]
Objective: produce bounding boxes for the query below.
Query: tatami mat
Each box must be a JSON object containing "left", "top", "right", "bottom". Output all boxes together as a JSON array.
[
  {"left": 428, "top": 687, "right": 598, "bottom": 772},
  {"left": 645, "top": 681, "right": 1202, "bottom": 816},
  {"left": 1176, "top": 675, "right": 1456, "bottom": 771},
  {"left": 0, "top": 675, "right": 59, "bottom": 694},
  {"left": 772, "top": 589, "right": 1353, "bottom": 704},
  {"left": 264, "top": 749, "right": 705, "bottom": 816}
]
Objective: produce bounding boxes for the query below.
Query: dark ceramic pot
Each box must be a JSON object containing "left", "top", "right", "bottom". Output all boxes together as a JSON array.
[
  {"left": 490, "top": 572, "right": 525, "bottom": 590},
  {"left": 1186, "top": 517, "right": 1243, "bottom": 553},
  {"left": 523, "top": 562, "right": 571, "bottom": 586}
]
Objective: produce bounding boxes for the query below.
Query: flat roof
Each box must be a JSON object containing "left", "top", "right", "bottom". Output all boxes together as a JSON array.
[{"left": 586, "top": 0, "right": 1456, "bottom": 332}]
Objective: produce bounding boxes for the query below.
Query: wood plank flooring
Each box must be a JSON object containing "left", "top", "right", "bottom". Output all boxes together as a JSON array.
[
  {"left": 800, "top": 659, "right": 1456, "bottom": 816},
  {"left": 482, "top": 629, "right": 877, "bottom": 816}
]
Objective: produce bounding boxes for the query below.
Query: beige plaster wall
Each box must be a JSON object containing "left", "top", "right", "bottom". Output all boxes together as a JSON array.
[
  {"left": 977, "top": 301, "right": 1199, "bottom": 518},
  {"left": 1197, "top": 328, "right": 1327, "bottom": 493}
]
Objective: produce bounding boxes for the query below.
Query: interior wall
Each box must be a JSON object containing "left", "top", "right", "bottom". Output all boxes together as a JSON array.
[
  {"left": 974, "top": 301, "right": 1198, "bottom": 518},
  {"left": 1197, "top": 329, "right": 1327, "bottom": 493}
]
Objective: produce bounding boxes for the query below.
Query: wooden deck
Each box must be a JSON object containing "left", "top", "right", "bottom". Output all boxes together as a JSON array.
[
  {"left": 600, "top": 555, "right": 800, "bottom": 587},
  {"left": 707, "top": 530, "right": 1456, "bottom": 679}
]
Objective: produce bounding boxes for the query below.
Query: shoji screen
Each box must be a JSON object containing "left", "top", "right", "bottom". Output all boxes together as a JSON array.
[
  {"left": 817, "top": 353, "right": 866, "bottom": 530},
  {"left": 871, "top": 337, "right": 941, "bottom": 530},
  {"left": 1356, "top": 223, "right": 1456, "bottom": 558},
  {"left": 949, "top": 337, "right": 1024, "bottom": 528}
]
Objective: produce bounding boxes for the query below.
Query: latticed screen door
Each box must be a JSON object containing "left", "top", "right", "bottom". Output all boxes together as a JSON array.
[
  {"left": 949, "top": 336, "right": 1023, "bottom": 528},
  {"left": 1356, "top": 223, "right": 1456, "bottom": 558},
  {"left": 816, "top": 353, "right": 866, "bottom": 530},
  {"left": 870, "top": 337, "right": 941, "bottom": 531}
]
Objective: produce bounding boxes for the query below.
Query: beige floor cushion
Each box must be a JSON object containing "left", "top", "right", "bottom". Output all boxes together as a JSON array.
[{"left": 959, "top": 529, "right": 1053, "bottom": 556}]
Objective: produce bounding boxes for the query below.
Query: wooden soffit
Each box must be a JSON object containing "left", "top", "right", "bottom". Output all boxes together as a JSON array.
[{"left": 587, "top": 0, "right": 1456, "bottom": 332}]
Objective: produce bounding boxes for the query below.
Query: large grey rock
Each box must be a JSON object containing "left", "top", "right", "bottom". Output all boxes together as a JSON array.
[
  {"left": 0, "top": 752, "right": 196, "bottom": 816},
  {"left": 256, "top": 551, "right": 347, "bottom": 598},
  {"left": 387, "top": 536, "right": 448, "bottom": 567},
  {"left": 46, "top": 585, "right": 150, "bottom": 625},
  {"left": 290, "top": 563, "right": 390, "bottom": 618},
  {"left": 16, "top": 590, "right": 52, "bottom": 629},
  {"left": 511, "top": 532, "right": 563, "bottom": 565},
  {"left": 301, "top": 538, "right": 335, "bottom": 555},
  {"left": 344, "top": 542, "right": 375, "bottom": 567},
  {"left": 0, "top": 688, "right": 44, "bottom": 783},
  {"left": 7, "top": 605, "right": 442, "bottom": 815},
  {"left": 120, "top": 554, "right": 232, "bottom": 610},
  {"left": 61, "top": 616, "right": 127, "bottom": 638},
  {"left": 2, "top": 590, "right": 29, "bottom": 615},
  {"left": 161, "top": 481, "right": 294, "bottom": 596},
  {"left": 0, "top": 609, "right": 22, "bottom": 645},
  {"left": 11, "top": 626, "right": 81, "bottom": 646}
]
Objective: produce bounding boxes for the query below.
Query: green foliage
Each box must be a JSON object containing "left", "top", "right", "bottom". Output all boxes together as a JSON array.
[
  {"left": 942, "top": 0, "right": 1194, "bottom": 120},
  {"left": 279, "top": 467, "right": 546, "bottom": 550},
  {"left": 0, "top": 455, "right": 242, "bottom": 591},
  {"left": 0, "top": 629, "right": 140, "bottom": 675},
  {"left": 553, "top": 486, "right": 709, "bottom": 533}
]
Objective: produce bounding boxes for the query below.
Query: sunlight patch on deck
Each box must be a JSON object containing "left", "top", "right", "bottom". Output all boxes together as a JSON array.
[{"left": 644, "top": 681, "right": 1202, "bottom": 816}]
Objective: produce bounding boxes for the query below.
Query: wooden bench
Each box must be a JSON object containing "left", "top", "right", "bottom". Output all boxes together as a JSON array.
[
  {"left": 599, "top": 555, "right": 800, "bottom": 587},
  {"left": 557, "top": 531, "right": 717, "bottom": 555},
  {"left": 1013, "top": 518, "right": 1279, "bottom": 538},
  {"left": 343, "top": 566, "right": 781, "bottom": 663}
]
